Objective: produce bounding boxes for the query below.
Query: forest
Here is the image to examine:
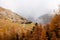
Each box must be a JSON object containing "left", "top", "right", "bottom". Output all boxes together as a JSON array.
[
  {"left": 0, "top": 13, "right": 60, "bottom": 40},
  {"left": 0, "top": 7, "right": 60, "bottom": 40}
]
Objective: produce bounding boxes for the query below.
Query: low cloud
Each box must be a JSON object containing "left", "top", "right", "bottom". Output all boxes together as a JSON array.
[{"left": 0, "top": 0, "right": 60, "bottom": 19}]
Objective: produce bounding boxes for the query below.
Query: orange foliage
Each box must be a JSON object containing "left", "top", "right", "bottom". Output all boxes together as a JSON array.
[{"left": 0, "top": 13, "right": 60, "bottom": 40}]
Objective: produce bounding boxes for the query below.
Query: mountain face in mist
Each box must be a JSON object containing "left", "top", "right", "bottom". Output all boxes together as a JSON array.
[
  {"left": 37, "top": 13, "right": 53, "bottom": 24},
  {"left": 24, "top": 14, "right": 53, "bottom": 24},
  {"left": 0, "top": 7, "right": 54, "bottom": 24},
  {"left": 27, "top": 16, "right": 36, "bottom": 23},
  {"left": 0, "top": 7, "right": 27, "bottom": 24}
]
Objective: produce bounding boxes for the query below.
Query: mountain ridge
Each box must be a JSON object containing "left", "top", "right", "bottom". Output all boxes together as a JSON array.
[{"left": 0, "top": 7, "right": 28, "bottom": 24}]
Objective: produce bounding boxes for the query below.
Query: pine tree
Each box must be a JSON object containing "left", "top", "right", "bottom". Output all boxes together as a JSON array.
[{"left": 50, "top": 7, "right": 60, "bottom": 39}]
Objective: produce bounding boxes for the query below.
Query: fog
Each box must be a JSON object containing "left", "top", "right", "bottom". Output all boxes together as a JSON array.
[{"left": 0, "top": 0, "right": 60, "bottom": 19}]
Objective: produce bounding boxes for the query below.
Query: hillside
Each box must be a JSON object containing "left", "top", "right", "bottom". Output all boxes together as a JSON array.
[
  {"left": 0, "top": 7, "right": 60, "bottom": 40},
  {"left": 0, "top": 7, "right": 28, "bottom": 24},
  {"left": 0, "top": 7, "right": 35, "bottom": 40},
  {"left": 37, "top": 13, "right": 53, "bottom": 24}
]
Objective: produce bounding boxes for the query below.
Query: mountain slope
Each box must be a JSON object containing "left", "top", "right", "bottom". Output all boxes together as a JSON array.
[
  {"left": 37, "top": 13, "right": 53, "bottom": 24},
  {"left": 0, "top": 7, "right": 27, "bottom": 24},
  {"left": 0, "top": 7, "right": 35, "bottom": 33}
]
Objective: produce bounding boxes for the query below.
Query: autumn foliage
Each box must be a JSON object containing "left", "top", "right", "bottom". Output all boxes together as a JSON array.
[
  {"left": 0, "top": 8, "right": 60, "bottom": 40},
  {"left": 18, "top": 13, "right": 60, "bottom": 40}
]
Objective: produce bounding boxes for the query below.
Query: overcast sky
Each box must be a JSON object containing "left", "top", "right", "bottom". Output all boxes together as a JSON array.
[{"left": 0, "top": 0, "right": 60, "bottom": 19}]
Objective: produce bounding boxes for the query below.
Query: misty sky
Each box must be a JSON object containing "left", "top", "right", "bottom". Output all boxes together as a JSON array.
[{"left": 0, "top": 0, "right": 60, "bottom": 19}]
